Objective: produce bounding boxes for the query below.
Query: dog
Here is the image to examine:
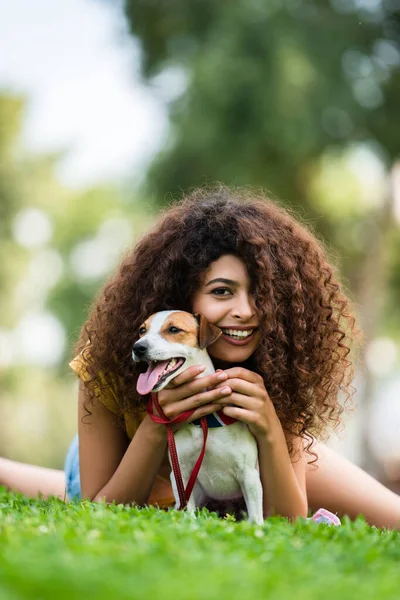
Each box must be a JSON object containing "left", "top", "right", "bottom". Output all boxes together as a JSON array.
[{"left": 132, "top": 310, "right": 264, "bottom": 524}]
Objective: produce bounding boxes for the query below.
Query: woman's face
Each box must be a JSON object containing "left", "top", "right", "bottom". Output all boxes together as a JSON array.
[{"left": 191, "top": 254, "right": 261, "bottom": 365}]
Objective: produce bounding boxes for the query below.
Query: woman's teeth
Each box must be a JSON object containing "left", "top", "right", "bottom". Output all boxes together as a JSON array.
[{"left": 222, "top": 329, "right": 254, "bottom": 339}]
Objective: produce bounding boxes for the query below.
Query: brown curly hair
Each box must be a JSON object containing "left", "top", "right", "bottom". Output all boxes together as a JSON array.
[{"left": 76, "top": 185, "right": 359, "bottom": 456}]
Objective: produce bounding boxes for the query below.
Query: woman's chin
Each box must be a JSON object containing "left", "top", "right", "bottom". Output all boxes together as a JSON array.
[
  {"left": 208, "top": 345, "right": 256, "bottom": 368},
  {"left": 209, "top": 357, "right": 234, "bottom": 369},
  {"left": 207, "top": 332, "right": 260, "bottom": 368}
]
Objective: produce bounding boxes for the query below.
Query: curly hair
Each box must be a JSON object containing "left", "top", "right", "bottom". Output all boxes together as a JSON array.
[{"left": 76, "top": 185, "right": 359, "bottom": 457}]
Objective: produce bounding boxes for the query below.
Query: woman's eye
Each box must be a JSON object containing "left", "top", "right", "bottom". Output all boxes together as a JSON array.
[
  {"left": 211, "top": 287, "right": 231, "bottom": 296},
  {"left": 138, "top": 327, "right": 146, "bottom": 335},
  {"left": 169, "top": 326, "right": 181, "bottom": 333}
]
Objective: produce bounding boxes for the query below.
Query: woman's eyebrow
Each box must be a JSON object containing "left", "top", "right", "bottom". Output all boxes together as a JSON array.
[{"left": 205, "top": 277, "right": 239, "bottom": 287}]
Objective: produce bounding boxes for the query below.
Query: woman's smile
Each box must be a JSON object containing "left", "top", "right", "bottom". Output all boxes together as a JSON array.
[
  {"left": 220, "top": 327, "right": 258, "bottom": 346},
  {"left": 191, "top": 254, "right": 261, "bottom": 363}
]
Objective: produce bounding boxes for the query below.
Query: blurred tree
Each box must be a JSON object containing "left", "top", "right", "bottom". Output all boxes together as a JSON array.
[
  {"left": 123, "top": 1, "right": 399, "bottom": 203},
  {"left": 0, "top": 91, "right": 155, "bottom": 463},
  {"left": 0, "top": 94, "right": 26, "bottom": 320},
  {"left": 0, "top": 93, "right": 108, "bottom": 338},
  {"left": 0, "top": 91, "right": 154, "bottom": 373},
  {"left": 0, "top": 95, "right": 24, "bottom": 224},
  {"left": 121, "top": 0, "right": 400, "bottom": 329}
]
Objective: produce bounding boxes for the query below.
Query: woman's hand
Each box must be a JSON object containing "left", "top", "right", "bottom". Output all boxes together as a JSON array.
[
  {"left": 214, "top": 367, "right": 278, "bottom": 441},
  {"left": 155, "top": 365, "right": 232, "bottom": 427}
]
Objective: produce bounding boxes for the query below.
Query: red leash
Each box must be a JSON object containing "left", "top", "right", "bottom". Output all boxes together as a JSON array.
[{"left": 146, "top": 392, "right": 208, "bottom": 510}]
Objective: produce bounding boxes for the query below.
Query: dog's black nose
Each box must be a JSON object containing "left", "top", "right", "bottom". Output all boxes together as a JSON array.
[{"left": 133, "top": 341, "right": 148, "bottom": 357}]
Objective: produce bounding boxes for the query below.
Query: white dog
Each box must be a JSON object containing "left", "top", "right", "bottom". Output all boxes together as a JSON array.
[{"left": 132, "top": 310, "right": 264, "bottom": 524}]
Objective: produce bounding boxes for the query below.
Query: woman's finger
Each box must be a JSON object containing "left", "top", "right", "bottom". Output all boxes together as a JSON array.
[
  {"left": 163, "top": 385, "right": 232, "bottom": 419},
  {"left": 161, "top": 370, "right": 229, "bottom": 403},
  {"left": 220, "top": 405, "right": 255, "bottom": 425},
  {"left": 165, "top": 364, "right": 206, "bottom": 388},
  {"left": 221, "top": 367, "right": 263, "bottom": 385},
  {"left": 214, "top": 391, "right": 260, "bottom": 411},
  {"left": 214, "top": 377, "right": 256, "bottom": 396},
  {"left": 185, "top": 402, "right": 226, "bottom": 424}
]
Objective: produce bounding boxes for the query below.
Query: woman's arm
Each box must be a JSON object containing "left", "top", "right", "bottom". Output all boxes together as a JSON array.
[
  {"left": 92, "top": 417, "right": 168, "bottom": 505},
  {"left": 78, "top": 381, "right": 168, "bottom": 505},
  {"left": 256, "top": 414, "right": 308, "bottom": 519},
  {"left": 216, "top": 367, "right": 308, "bottom": 520}
]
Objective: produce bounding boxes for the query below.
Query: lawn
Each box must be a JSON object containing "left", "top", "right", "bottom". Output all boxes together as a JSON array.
[{"left": 0, "top": 488, "right": 399, "bottom": 600}]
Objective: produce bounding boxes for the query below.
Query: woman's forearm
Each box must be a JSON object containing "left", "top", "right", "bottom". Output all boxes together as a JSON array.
[
  {"left": 257, "top": 414, "right": 308, "bottom": 520},
  {"left": 93, "top": 415, "right": 168, "bottom": 505}
]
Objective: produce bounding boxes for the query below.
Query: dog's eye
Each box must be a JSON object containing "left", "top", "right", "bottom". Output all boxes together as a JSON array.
[
  {"left": 138, "top": 326, "right": 146, "bottom": 335},
  {"left": 168, "top": 326, "right": 181, "bottom": 334}
]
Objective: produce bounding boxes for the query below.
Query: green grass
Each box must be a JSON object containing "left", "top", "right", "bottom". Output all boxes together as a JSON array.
[{"left": 1, "top": 488, "right": 399, "bottom": 600}]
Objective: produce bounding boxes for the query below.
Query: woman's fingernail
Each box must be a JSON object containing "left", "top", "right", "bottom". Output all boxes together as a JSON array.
[
  {"left": 197, "top": 365, "right": 206, "bottom": 373},
  {"left": 217, "top": 373, "right": 227, "bottom": 381},
  {"left": 220, "top": 387, "right": 231, "bottom": 394}
]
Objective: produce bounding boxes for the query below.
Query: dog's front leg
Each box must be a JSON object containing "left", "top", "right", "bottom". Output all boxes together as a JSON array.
[
  {"left": 169, "top": 467, "right": 198, "bottom": 513},
  {"left": 185, "top": 478, "right": 199, "bottom": 515},
  {"left": 238, "top": 467, "right": 264, "bottom": 525},
  {"left": 185, "top": 479, "right": 207, "bottom": 515},
  {"left": 170, "top": 426, "right": 205, "bottom": 515},
  {"left": 169, "top": 469, "right": 181, "bottom": 511},
  {"left": 169, "top": 468, "right": 205, "bottom": 515}
]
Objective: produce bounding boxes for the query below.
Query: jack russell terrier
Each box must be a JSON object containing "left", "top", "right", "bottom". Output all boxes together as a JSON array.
[{"left": 132, "top": 310, "right": 264, "bottom": 524}]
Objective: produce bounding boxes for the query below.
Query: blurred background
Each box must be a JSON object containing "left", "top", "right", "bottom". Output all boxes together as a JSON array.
[{"left": 0, "top": 0, "right": 399, "bottom": 491}]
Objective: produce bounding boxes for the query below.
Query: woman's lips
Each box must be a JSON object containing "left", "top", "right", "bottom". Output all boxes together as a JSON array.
[{"left": 220, "top": 331, "right": 256, "bottom": 346}]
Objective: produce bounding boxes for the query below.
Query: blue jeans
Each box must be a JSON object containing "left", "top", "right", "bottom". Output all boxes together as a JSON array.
[{"left": 64, "top": 433, "right": 81, "bottom": 500}]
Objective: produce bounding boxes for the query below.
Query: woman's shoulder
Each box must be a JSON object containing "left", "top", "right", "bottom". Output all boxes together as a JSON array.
[
  {"left": 70, "top": 344, "right": 147, "bottom": 439},
  {"left": 69, "top": 344, "right": 121, "bottom": 417}
]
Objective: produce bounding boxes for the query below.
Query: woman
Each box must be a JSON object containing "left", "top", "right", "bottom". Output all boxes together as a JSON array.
[{"left": 1, "top": 187, "right": 399, "bottom": 528}]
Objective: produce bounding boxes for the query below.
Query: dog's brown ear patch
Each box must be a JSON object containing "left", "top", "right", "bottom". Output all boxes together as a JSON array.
[{"left": 194, "top": 313, "right": 222, "bottom": 349}]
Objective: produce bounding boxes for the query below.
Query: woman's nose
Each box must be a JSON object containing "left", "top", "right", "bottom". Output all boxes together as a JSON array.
[{"left": 232, "top": 292, "right": 256, "bottom": 320}]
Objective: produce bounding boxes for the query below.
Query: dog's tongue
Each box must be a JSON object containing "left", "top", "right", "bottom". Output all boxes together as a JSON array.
[{"left": 137, "top": 360, "right": 170, "bottom": 395}]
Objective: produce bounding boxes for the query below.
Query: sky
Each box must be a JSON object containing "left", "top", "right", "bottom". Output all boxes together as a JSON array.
[{"left": 0, "top": 0, "right": 168, "bottom": 187}]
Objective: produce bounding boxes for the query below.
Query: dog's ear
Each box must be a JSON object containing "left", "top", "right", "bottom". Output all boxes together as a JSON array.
[{"left": 194, "top": 313, "right": 222, "bottom": 349}]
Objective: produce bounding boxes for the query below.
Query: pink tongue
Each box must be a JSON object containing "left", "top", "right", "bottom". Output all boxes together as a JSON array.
[{"left": 137, "top": 360, "right": 170, "bottom": 395}]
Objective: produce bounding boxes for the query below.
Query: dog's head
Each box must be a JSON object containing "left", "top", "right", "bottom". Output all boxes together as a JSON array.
[{"left": 132, "top": 310, "right": 221, "bottom": 395}]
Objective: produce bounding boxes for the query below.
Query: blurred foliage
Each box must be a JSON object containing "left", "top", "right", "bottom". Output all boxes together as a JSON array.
[
  {"left": 0, "top": 366, "right": 76, "bottom": 467},
  {"left": 122, "top": 0, "right": 400, "bottom": 333},
  {"left": 386, "top": 228, "right": 400, "bottom": 334},
  {"left": 0, "top": 95, "right": 27, "bottom": 318},
  {"left": 0, "top": 91, "right": 154, "bottom": 372},
  {"left": 124, "top": 0, "right": 399, "bottom": 201},
  {"left": 0, "top": 90, "right": 156, "bottom": 463}
]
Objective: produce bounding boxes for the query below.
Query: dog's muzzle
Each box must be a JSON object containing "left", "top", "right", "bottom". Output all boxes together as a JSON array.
[{"left": 132, "top": 341, "right": 148, "bottom": 361}]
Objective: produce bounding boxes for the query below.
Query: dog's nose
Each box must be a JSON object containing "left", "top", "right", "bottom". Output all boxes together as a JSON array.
[{"left": 132, "top": 341, "right": 148, "bottom": 357}]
